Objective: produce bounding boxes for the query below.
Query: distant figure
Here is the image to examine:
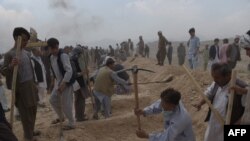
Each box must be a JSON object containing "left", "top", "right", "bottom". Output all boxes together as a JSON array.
[
  {"left": 203, "top": 45, "right": 209, "bottom": 71},
  {"left": 95, "top": 46, "right": 101, "bottom": 66},
  {"left": 219, "top": 38, "right": 229, "bottom": 63},
  {"left": 167, "top": 42, "right": 173, "bottom": 65},
  {"left": 109, "top": 45, "right": 115, "bottom": 57},
  {"left": 187, "top": 28, "right": 200, "bottom": 69},
  {"left": 144, "top": 44, "right": 150, "bottom": 58},
  {"left": 137, "top": 36, "right": 145, "bottom": 57},
  {"left": 208, "top": 38, "right": 220, "bottom": 70},
  {"left": 157, "top": 31, "right": 168, "bottom": 66},
  {"left": 227, "top": 36, "right": 241, "bottom": 69},
  {"left": 177, "top": 43, "right": 186, "bottom": 65},
  {"left": 128, "top": 39, "right": 134, "bottom": 56}
]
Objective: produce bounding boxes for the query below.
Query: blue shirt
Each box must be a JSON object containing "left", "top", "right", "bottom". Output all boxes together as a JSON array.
[
  {"left": 187, "top": 36, "right": 200, "bottom": 59},
  {"left": 143, "top": 100, "right": 196, "bottom": 141}
]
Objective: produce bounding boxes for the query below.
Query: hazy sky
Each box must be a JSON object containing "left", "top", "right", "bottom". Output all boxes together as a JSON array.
[{"left": 0, "top": 0, "right": 250, "bottom": 52}]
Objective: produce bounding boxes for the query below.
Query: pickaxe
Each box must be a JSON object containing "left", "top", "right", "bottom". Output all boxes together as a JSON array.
[{"left": 117, "top": 65, "right": 154, "bottom": 130}]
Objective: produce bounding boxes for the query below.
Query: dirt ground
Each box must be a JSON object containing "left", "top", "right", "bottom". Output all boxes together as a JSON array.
[{"left": 5, "top": 49, "right": 250, "bottom": 141}]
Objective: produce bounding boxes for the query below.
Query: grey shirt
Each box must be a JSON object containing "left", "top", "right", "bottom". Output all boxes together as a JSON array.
[{"left": 18, "top": 50, "right": 33, "bottom": 83}]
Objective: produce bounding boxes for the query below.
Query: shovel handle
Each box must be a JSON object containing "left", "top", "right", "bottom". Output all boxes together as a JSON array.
[{"left": 133, "top": 72, "right": 141, "bottom": 130}]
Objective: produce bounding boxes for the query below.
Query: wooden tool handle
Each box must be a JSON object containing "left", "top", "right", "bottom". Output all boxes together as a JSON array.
[
  {"left": 10, "top": 36, "right": 22, "bottom": 128},
  {"left": 226, "top": 70, "right": 237, "bottom": 125},
  {"left": 182, "top": 65, "right": 225, "bottom": 126},
  {"left": 133, "top": 72, "right": 141, "bottom": 130}
]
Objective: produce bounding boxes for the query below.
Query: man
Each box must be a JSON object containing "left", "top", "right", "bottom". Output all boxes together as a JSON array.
[
  {"left": 208, "top": 38, "right": 220, "bottom": 69},
  {"left": 203, "top": 45, "right": 209, "bottom": 71},
  {"left": 93, "top": 58, "right": 129, "bottom": 119},
  {"left": 3, "top": 27, "right": 39, "bottom": 141},
  {"left": 177, "top": 43, "right": 186, "bottom": 66},
  {"left": 144, "top": 44, "right": 150, "bottom": 58},
  {"left": 227, "top": 36, "right": 241, "bottom": 69},
  {"left": 41, "top": 46, "right": 53, "bottom": 94},
  {"left": 239, "top": 30, "right": 250, "bottom": 124},
  {"left": 167, "top": 42, "right": 173, "bottom": 65},
  {"left": 194, "top": 63, "right": 248, "bottom": 141},
  {"left": 128, "top": 39, "right": 134, "bottom": 56},
  {"left": 0, "top": 103, "right": 18, "bottom": 141},
  {"left": 109, "top": 45, "right": 115, "bottom": 57},
  {"left": 31, "top": 48, "right": 47, "bottom": 107},
  {"left": 137, "top": 36, "right": 145, "bottom": 57},
  {"left": 71, "top": 47, "right": 89, "bottom": 122},
  {"left": 47, "top": 38, "right": 75, "bottom": 130},
  {"left": 219, "top": 38, "right": 229, "bottom": 63},
  {"left": 135, "top": 88, "right": 195, "bottom": 141},
  {"left": 187, "top": 28, "right": 200, "bottom": 69},
  {"left": 157, "top": 31, "right": 168, "bottom": 66},
  {"left": 95, "top": 46, "right": 101, "bottom": 67}
]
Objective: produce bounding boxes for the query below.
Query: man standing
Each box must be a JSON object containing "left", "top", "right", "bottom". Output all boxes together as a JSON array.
[
  {"left": 203, "top": 45, "right": 209, "bottom": 71},
  {"left": 3, "top": 27, "right": 39, "bottom": 141},
  {"left": 208, "top": 38, "right": 220, "bottom": 69},
  {"left": 219, "top": 38, "right": 229, "bottom": 63},
  {"left": 157, "top": 31, "right": 168, "bottom": 66},
  {"left": 227, "top": 36, "right": 241, "bottom": 69},
  {"left": 128, "top": 39, "right": 134, "bottom": 56},
  {"left": 144, "top": 44, "right": 150, "bottom": 58},
  {"left": 187, "top": 28, "right": 200, "bottom": 69},
  {"left": 137, "top": 36, "right": 145, "bottom": 57},
  {"left": 0, "top": 74, "right": 9, "bottom": 112},
  {"left": 194, "top": 63, "right": 248, "bottom": 141},
  {"left": 167, "top": 42, "right": 173, "bottom": 65},
  {"left": 135, "top": 88, "right": 195, "bottom": 141},
  {"left": 47, "top": 38, "right": 75, "bottom": 130},
  {"left": 177, "top": 43, "right": 186, "bottom": 66},
  {"left": 109, "top": 45, "right": 115, "bottom": 57},
  {"left": 31, "top": 48, "right": 47, "bottom": 107}
]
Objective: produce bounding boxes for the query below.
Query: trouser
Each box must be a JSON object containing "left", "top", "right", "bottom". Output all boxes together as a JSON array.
[
  {"left": 228, "top": 61, "right": 237, "bottom": 69},
  {"left": 188, "top": 55, "right": 198, "bottom": 69},
  {"left": 17, "top": 102, "right": 37, "bottom": 140},
  {"left": 167, "top": 54, "right": 172, "bottom": 65},
  {"left": 74, "top": 89, "right": 86, "bottom": 121},
  {"left": 50, "top": 86, "right": 74, "bottom": 126},
  {"left": 0, "top": 86, "right": 8, "bottom": 110},
  {"left": 0, "top": 123, "right": 18, "bottom": 141},
  {"left": 178, "top": 56, "right": 185, "bottom": 65},
  {"left": 204, "top": 60, "right": 208, "bottom": 71},
  {"left": 93, "top": 91, "right": 111, "bottom": 118},
  {"left": 38, "top": 86, "right": 46, "bottom": 105},
  {"left": 145, "top": 52, "right": 149, "bottom": 58},
  {"left": 157, "top": 49, "right": 166, "bottom": 65}
]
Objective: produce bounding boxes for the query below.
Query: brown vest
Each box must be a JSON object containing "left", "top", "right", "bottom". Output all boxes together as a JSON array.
[{"left": 94, "top": 66, "right": 114, "bottom": 97}]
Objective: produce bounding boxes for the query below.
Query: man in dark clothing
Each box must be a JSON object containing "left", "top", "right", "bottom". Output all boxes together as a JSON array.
[
  {"left": 137, "top": 36, "right": 145, "bottom": 57},
  {"left": 0, "top": 103, "right": 18, "bottom": 141},
  {"left": 177, "top": 43, "right": 186, "bottom": 65},
  {"left": 209, "top": 39, "right": 220, "bottom": 63},
  {"left": 167, "top": 42, "right": 173, "bottom": 65},
  {"left": 109, "top": 45, "right": 115, "bottom": 57},
  {"left": 144, "top": 44, "right": 150, "bottom": 58},
  {"left": 227, "top": 36, "right": 241, "bottom": 69},
  {"left": 156, "top": 31, "right": 168, "bottom": 66}
]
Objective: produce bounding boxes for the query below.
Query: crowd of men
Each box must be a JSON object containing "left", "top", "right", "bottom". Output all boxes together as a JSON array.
[{"left": 0, "top": 27, "right": 250, "bottom": 141}]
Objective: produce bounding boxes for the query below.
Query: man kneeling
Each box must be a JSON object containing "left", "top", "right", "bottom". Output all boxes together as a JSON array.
[{"left": 134, "top": 88, "right": 195, "bottom": 141}]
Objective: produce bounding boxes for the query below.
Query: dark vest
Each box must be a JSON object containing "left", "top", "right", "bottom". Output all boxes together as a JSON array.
[
  {"left": 31, "top": 57, "right": 44, "bottom": 83},
  {"left": 205, "top": 79, "right": 248, "bottom": 124}
]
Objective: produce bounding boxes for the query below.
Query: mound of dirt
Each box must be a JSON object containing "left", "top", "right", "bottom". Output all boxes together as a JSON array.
[{"left": 8, "top": 57, "right": 216, "bottom": 141}]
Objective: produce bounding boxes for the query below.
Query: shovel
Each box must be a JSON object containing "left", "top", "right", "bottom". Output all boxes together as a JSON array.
[{"left": 136, "top": 75, "right": 174, "bottom": 85}]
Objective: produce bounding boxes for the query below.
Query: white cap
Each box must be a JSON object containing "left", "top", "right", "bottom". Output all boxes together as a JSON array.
[{"left": 240, "top": 34, "right": 250, "bottom": 49}]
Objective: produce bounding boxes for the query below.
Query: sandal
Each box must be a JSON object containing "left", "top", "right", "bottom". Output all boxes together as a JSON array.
[{"left": 51, "top": 118, "right": 64, "bottom": 124}]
